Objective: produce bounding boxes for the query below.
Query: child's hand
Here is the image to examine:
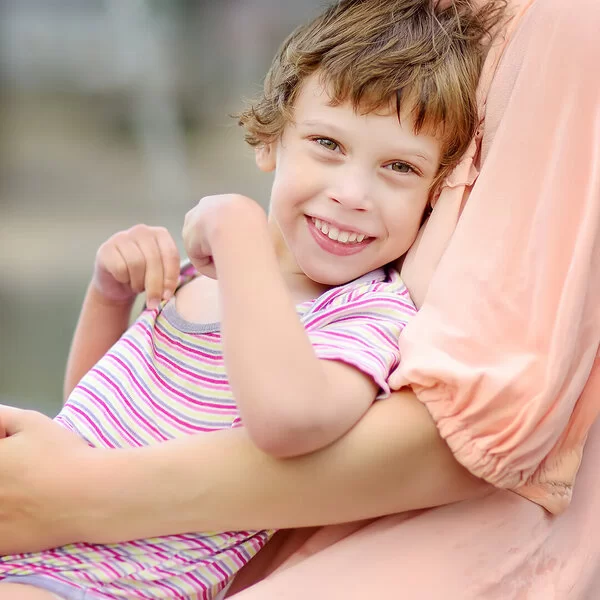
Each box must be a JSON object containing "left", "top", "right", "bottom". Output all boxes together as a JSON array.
[
  {"left": 182, "top": 194, "right": 263, "bottom": 279},
  {"left": 93, "top": 225, "right": 180, "bottom": 309}
]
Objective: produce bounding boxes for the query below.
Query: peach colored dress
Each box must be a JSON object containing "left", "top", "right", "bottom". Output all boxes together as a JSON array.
[{"left": 230, "top": 0, "right": 600, "bottom": 596}]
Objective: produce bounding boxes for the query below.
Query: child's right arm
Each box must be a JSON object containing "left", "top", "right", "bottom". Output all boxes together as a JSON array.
[
  {"left": 182, "top": 195, "right": 406, "bottom": 458},
  {"left": 63, "top": 225, "right": 180, "bottom": 399}
]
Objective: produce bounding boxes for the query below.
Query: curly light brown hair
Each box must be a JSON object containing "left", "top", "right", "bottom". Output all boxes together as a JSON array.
[{"left": 238, "top": 0, "right": 506, "bottom": 190}]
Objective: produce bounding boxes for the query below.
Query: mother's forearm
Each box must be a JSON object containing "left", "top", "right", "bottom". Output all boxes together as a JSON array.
[{"left": 78, "top": 389, "right": 490, "bottom": 544}]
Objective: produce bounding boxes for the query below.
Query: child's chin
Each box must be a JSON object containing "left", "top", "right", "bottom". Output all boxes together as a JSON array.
[{"left": 306, "top": 266, "right": 362, "bottom": 287}]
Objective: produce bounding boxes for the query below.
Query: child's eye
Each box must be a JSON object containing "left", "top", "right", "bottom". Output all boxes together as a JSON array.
[
  {"left": 314, "top": 138, "right": 339, "bottom": 151},
  {"left": 387, "top": 161, "right": 416, "bottom": 174}
]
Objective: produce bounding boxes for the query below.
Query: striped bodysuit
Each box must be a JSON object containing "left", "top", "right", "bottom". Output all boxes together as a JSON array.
[{"left": 0, "top": 265, "right": 415, "bottom": 599}]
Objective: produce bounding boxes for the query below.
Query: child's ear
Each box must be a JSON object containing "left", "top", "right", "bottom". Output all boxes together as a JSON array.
[{"left": 255, "top": 142, "right": 276, "bottom": 172}]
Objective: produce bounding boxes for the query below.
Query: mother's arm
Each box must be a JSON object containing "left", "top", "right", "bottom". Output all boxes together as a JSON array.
[{"left": 0, "top": 389, "right": 489, "bottom": 554}]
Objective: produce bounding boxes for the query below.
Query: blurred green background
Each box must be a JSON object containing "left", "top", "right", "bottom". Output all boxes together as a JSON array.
[{"left": 0, "top": 0, "right": 323, "bottom": 415}]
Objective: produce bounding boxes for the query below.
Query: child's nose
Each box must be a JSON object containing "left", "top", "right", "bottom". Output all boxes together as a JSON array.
[{"left": 328, "top": 168, "right": 372, "bottom": 211}]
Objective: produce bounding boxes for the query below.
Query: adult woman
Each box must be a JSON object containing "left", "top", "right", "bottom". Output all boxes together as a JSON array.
[{"left": 1, "top": 0, "right": 599, "bottom": 597}]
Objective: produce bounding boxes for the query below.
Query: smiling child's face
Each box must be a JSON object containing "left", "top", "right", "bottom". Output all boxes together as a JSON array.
[{"left": 256, "top": 72, "right": 443, "bottom": 287}]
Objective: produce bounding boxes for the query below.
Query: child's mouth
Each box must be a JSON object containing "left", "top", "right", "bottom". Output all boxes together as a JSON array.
[{"left": 307, "top": 217, "right": 373, "bottom": 256}]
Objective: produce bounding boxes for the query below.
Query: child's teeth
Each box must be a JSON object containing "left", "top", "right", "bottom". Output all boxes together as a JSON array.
[{"left": 311, "top": 217, "right": 367, "bottom": 244}]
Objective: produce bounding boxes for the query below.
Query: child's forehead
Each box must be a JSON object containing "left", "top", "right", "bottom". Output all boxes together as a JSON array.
[
  {"left": 297, "top": 72, "right": 392, "bottom": 108},
  {"left": 292, "top": 74, "right": 393, "bottom": 121},
  {"left": 291, "top": 73, "right": 443, "bottom": 141}
]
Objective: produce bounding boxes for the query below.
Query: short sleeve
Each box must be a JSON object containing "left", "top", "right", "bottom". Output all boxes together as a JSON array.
[
  {"left": 394, "top": 0, "right": 600, "bottom": 511},
  {"left": 302, "top": 270, "right": 416, "bottom": 398}
]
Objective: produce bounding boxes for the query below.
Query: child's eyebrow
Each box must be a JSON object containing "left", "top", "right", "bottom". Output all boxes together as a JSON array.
[
  {"left": 405, "top": 150, "right": 437, "bottom": 165},
  {"left": 298, "top": 120, "right": 341, "bottom": 133}
]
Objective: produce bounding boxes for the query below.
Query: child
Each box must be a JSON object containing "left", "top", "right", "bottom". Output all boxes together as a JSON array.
[{"left": 0, "top": 0, "right": 501, "bottom": 598}]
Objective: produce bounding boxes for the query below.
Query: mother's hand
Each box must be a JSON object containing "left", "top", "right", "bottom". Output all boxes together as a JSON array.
[{"left": 0, "top": 406, "right": 91, "bottom": 554}]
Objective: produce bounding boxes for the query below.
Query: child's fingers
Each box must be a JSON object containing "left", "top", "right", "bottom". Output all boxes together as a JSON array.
[
  {"left": 131, "top": 231, "right": 165, "bottom": 309},
  {"left": 192, "top": 256, "right": 218, "bottom": 280},
  {"left": 154, "top": 228, "right": 181, "bottom": 300},
  {"left": 96, "top": 241, "right": 129, "bottom": 284},
  {"left": 117, "top": 238, "right": 147, "bottom": 295},
  {"left": 96, "top": 225, "right": 178, "bottom": 307}
]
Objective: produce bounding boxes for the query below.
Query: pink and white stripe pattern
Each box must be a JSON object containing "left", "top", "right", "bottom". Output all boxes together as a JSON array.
[{"left": 0, "top": 266, "right": 415, "bottom": 599}]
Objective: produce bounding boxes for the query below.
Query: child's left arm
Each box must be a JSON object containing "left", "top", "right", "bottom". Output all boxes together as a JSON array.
[{"left": 183, "top": 194, "right": 404, "bottom": 457}]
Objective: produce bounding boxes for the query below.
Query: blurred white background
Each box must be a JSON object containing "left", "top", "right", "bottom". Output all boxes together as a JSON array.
[{"left": 0, "top": 0, "right": 324, "bottom": 414}]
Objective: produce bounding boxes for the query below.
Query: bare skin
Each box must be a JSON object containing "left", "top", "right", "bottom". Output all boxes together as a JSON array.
[
  {"left": 0, "top": 392, "right": 489, "bottom": 555},
  {"left": 0, "top": 583, "right": 57, "bottom": 599}
]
